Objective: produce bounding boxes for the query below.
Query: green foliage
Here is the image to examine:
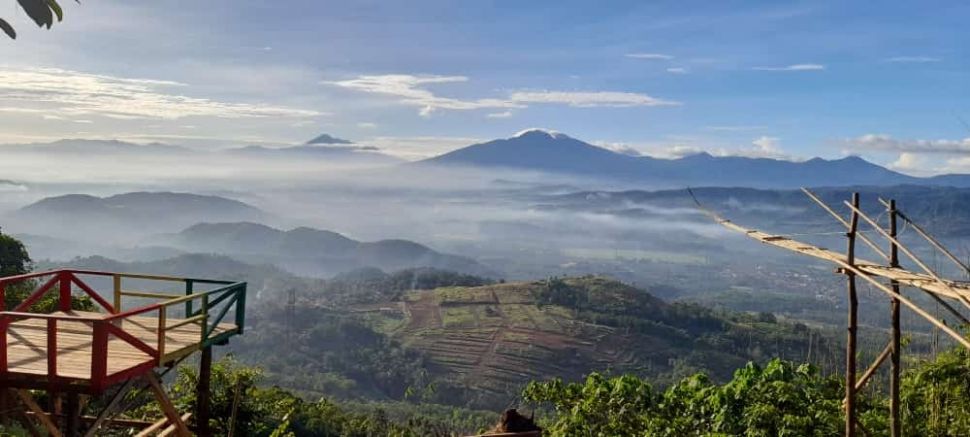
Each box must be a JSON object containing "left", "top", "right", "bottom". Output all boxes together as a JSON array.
[
  {"left": 0, "top": 232, "right": 32, "bottom": 277},
  {"left": 0, "top": 232, "right": 93, "bottom": 312},
  {"left": 900, "top": 347, "right": 970, "bottom": 436},
  {"left": 2, "top": 0, "right": 75, "bottom": 39},
  {"left": 150, "top": 356, "right": 492, "bottom": 437},
  {"left": 524, "top": 359, "right": 844, "bottom": 437}
]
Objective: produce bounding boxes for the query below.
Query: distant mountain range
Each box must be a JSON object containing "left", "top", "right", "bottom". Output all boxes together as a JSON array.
[
  {"left": 544, "top": 185, "right": 970, "bottom": 237},
  {"left": 9, "top": 192, "right": 266, "bottom": 242},
  {"left": 422, "top": 129, "right": 970, "bottom": 189},
  {"left": 306, "top": 133, "right": 353, "bottom": 145},
  {"left": 163, "top": 222, "right": 495, "bottom": 277},
  {"left": 3, "top": 133, "right": 402, "bottom": 166}
]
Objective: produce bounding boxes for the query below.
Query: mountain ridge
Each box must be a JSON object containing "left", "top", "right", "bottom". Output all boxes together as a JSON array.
[
  {"left": 165, "top": 221, "right": 496, "bottom": 277},
  {"left": 421, "top": 129, "right": 970, "bottom": 188}
]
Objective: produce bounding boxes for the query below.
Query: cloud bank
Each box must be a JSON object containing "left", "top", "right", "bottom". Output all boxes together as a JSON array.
[
  {"left": 0, "top": 67, "right": 322, "bottom": 120},
  {"left": 329, "top": 74, "right": 679, "bottom": 116}
]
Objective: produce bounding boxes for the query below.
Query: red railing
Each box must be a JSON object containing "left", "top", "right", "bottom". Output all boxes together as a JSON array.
[{"left": 0, "top": 269, "right": 245, "bottom": 391}]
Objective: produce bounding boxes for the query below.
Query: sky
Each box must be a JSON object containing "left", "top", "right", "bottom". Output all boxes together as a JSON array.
[{"left": 1, "top": 0, "right": 968, "bottom": 174}]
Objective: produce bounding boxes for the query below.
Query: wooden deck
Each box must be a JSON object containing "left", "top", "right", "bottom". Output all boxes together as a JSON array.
[{"left": 4, "top": 311, "right": 237, "bottom": 384}]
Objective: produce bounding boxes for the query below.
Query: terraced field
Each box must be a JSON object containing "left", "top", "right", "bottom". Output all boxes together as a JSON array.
[
  {"left": 377, "top": 281, "right": 655, "bottom": 401},
  {"left": 358, "top": 277, "right": 838, "bottom": 407}
]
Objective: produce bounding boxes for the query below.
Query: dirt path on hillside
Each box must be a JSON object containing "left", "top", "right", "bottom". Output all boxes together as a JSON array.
[{"left": 405, "top": 292, "right": 442, "bottom": 330}]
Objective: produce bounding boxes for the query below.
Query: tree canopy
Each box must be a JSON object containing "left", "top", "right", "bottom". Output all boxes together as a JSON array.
[{"left": 2, "top": 0, "right": 76, "bottom": 39}]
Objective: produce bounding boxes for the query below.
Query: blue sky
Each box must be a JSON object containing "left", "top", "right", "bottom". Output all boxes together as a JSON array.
[{"left": 1, "top": 0, "right": 968, "bottom": 174}]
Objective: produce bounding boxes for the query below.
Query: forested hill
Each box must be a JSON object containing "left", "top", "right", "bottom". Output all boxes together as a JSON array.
[{"left": 235, "top": 275, "right": 841, "bottom": 409}]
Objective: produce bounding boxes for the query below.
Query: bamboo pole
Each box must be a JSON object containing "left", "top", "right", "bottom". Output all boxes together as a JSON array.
[
  {"left": 843, "top": 201, "right": 970, "bottom": 312},
  {"left": 878, "top": 197, "right": 970, "bottom": 276},
  {"left": 888, "top": 199, "right": 901, "bottom": 437},
  {"left": 803, "top": 188, "right": 888, "bottom": 260},
  {"left": 845, "top": 192, "right": 859, "bottom": 437}
]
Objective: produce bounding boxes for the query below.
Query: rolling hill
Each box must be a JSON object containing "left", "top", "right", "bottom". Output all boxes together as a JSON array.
[
  {"left": 9, "top": 192, "right": 266, "bottom": 242},
  {"left": 366, "top": 277, "right": 839, "bottom": 407},
  {"left": 165, "top": 222, "right": 496, "bottom": 277},
  {"left": 422, "top": 129, "right": 970, "bottom": 188}
]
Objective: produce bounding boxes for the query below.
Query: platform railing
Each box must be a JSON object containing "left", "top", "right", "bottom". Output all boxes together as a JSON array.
[{"left": 0, "top": 269, "right": 246, "bottom": 391}]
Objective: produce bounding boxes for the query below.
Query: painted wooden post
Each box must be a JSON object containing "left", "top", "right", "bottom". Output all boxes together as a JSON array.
[
  {"left": 158, "top": 306, "right": 167, "bottom": 360},
  {"left": 845, "top": 192, "right": 859, "bottom": 437},
  {"left": 47, "top": 319, "right": 58, "bottom": 381},
  {"left": 235, "top": 284, "right": 246, "bottom": 335},
  {"left": 200, "top": 295, "right": 209, "bottom": 343},
  {"left": 91, "top": 321, "right": 108, "bottom": 391},
  {"left": 59, "top": 272, "right": 71, "bottom": 312},
  {"left": 185, "top": 280, "right": 194, "bottom": 317},
  {"left": 113, "top": 274, "right": 122, "bottom": 314}
]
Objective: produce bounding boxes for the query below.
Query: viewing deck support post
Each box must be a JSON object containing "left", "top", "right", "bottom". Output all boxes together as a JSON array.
[
  {"left": 845, "top": 192, "right": 859, "bottom": 437},
  {"left": 197, "top": 345, "right": 213, "bottom": 437},
  {"left": 888, "top": 199, "right": 901, "bottom": 437}
]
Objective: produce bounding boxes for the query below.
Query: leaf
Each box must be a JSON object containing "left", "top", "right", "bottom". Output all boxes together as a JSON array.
[
  {"left": 17, "top": 0, "right": 53, "bottom": 29},
  {"left": 0, "top": 18, "right": 15, "bottom": 39},
  {"left": 45, "top": 0, "right": 63, "bottom": 22}
]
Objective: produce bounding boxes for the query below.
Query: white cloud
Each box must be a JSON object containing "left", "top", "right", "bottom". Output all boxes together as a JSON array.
[
  {"left": 625, "top": 53, "right": 674, "bottom": 60},
  {"left": 890, "top": 152, "right": 933, "bottom": 174},
  {"left": 357, "top": 122, "right": 378, "bottom": 129},
  {"left": 509, "top": 90, "right": 679, "bottom": 107},
  {"left": 632, "top": 136, "right": 795, "bottom": 160},
  {"left": 704, "top": 125, "right": 767, "bottom": 132},
  {"left": 0, "top": 67, "right": 322, "bottom": 120},
  {"left": 886, "top": 56, "right": 941, "bottom": 63},
  {"left": 329, "top": 74, "right": 522, "bottom": 116},
  {"left": 752, "top": 64, "right": 825, "bottom": 71},
  {"left": 596, "top": 142, "right": 644, "bottom": 157},
  {"left": 748, "top": 136, "right": 786, "bottom": 158},
  {"left": 666, "top": 67, "right": 689, "bottom": 74},
  {"left": 847, "top": 134, "right": 970, "bottom": 154},
  {"left": 486, "top": 111, "right": 513, "bottom": 118},
  {"left": 363, "top": 135, "right": 483, "bottom": 160},
  {"left": 329, "top": 74, "right": 679, "bottom": 115}
]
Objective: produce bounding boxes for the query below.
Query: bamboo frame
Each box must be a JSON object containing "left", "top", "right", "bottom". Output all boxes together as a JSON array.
[{"left": 699, "top": 190, "right": 970, "bottom": 437}]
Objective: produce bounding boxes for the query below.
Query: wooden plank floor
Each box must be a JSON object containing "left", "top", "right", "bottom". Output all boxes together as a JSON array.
[{"left": 4, "top": 311, "right": 236, "bottom": 382}]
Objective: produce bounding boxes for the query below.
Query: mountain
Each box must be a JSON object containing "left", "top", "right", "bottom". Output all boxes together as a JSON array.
[
  {"left": 0, "top": 179, "right": 27, "bottom": 192},
  {"left": 226, "top": 134, "right": 401, "bottom": 165},
  {"left": 227, "top": 144, "right": 402, "bottom": 164},
  {"left": 165, "top": 222, "right": 495, "bottom": 277},
  {"left": 10, "top": 192, "right": 265, "bottom": 242},
  {"left": 422, "top": 129, "right": 970, "bottom": 188},
  {"left": 1, "top": 139, "right": 191, "bottom": 155},
  {"left": 545, "top": 184, "right": 970, "bottom": 237},
  {"left": 306, "top": 133, "right": 353, "bottom": 145}
]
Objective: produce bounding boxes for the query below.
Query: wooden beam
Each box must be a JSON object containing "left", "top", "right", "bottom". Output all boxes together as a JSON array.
[
  {"left": 17, "top": 390, "right": 62, "bottom": 437},
  {"left": 852, "top": 340, "right": 892, "bottom": 393},
  {"left": 802, "top": 188, "right": 888, "bottom": 260},
  {"left": 158, "top": 413, "right": 193, "bottom": 437},
  {"left": 144, "top": 373, "right": 191, "bottom": 437},
  {"left": 709, "top": 212, "right": 970, "bottom": 349},
  {"left": 84, "top": 376, "right": 140, "bottom": 437},
  {"left": 879, "top": 197, "right": 970, "bottom": 277},
  {"left": 843, "top": 200, "right": 970, "bottom": 312}
]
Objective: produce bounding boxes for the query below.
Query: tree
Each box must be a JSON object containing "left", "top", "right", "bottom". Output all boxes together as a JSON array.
[
  {"left": 0, "top": 229, "right": 32, "bottom": 276},
  {"left": 1, "top": 0, "right": 77, "bottom": 40},
  {"left": 0, "top": 230, "right": 93, "bottom": 311}
]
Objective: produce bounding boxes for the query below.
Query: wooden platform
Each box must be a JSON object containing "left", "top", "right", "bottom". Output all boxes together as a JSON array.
[{"left": 3, "top": 311, "right": 237, "bottom": 384}]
